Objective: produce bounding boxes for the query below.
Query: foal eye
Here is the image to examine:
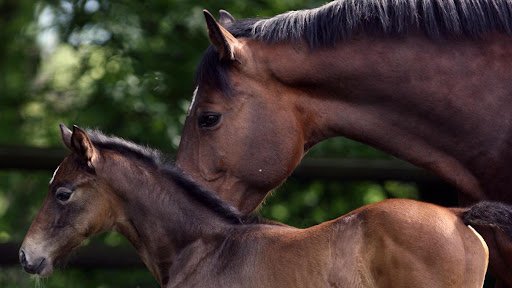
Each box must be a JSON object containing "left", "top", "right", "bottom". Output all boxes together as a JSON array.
[
  {"left": 55, "top": 187, "right": 73, "bottom": 203},
  {"left": 198, "top": 112, "right": 221, "bottom": 128}
]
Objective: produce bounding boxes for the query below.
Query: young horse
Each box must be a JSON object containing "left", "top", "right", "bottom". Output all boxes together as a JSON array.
[
  {"left": 176, "top": 2, "right": 512, "bottom": 285},
  {"left": 21, "top": 125, "right": 509, "bottom": 287}
]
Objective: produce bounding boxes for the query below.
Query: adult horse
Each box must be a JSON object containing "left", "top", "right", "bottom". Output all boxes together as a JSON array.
[
  {"left": 176, "top": 1, "right": 512, "bottom": 285},
  {"left": 20, "top": 124, "right": 509, "bottom": 287}
]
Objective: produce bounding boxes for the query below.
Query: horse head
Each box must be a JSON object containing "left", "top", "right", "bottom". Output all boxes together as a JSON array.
[{"left": 177, "top": 11, "right": 309, "bottom": 214}]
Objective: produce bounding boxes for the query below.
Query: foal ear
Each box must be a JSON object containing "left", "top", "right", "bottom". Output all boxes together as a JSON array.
[
  {"left": 219, "top": 9, "right": 235, "bottom": 26},
  {"left": 60, "top": 124, "right": 73, "bottom": 150},
  {"left": 71, "top": 125, "right": 98, "bottom": 169},
  {"left": 204, "top": 9, "right": 239, "bottom": 61}
]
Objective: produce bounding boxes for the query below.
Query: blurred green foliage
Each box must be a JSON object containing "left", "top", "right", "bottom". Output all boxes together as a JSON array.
[
  {"left": 0, "top": 0, "right": 418, "bottom": 287},
  {"left": 0, "top": 267, "right": 157, "bottom": 288}
]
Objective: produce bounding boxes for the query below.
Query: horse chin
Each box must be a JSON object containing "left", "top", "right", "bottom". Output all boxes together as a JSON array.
[{"left": 198, "top": 164, "right": 225, "bottom": 182}]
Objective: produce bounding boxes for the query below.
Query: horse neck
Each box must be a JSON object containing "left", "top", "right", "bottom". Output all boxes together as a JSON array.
[
  {"left": 258, "top": 33, "right": 512, "bottom": 201},
  {"left": 99, "top": 154, "right": 232, "bottom": 285}
]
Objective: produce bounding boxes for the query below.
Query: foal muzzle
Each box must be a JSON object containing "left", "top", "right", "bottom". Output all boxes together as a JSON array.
[{"left": 19, "top": 248, "right": 48, "bottom": 275}]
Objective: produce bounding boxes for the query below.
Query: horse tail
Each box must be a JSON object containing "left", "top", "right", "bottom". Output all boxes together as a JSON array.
[
  {"left": 461, "top": 201, "right": 512, "bottom": 238},
  {"left": 456, "top": 201, "right": 512, "bottom": 286}
]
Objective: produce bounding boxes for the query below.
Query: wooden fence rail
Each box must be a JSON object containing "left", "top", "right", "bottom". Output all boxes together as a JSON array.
[
  {"left": 0, "top": 242, "right": 143, "bottom": 268},
  {"left": 0, "top": 146, "right": 442, "bottom": 183}
]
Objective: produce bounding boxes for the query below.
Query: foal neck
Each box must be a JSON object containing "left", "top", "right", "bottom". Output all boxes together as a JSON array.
[{"left": 101, "top": 153, "right": 235, "bottom": 285}]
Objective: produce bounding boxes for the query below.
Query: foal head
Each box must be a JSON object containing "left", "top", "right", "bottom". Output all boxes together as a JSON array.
[
  {"left": 177, "top": 11, "right": 307, "bottom": 214},
  {"left": 20, "top": 125, "right": 120, "bottom": 276}
]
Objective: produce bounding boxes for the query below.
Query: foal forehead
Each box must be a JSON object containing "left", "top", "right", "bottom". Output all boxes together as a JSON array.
[
  {"left": 49, "top": 165, "right": 61, "bottom": 185},
  {"left": 49, "top": 156, "right": 90, "bottom": 186},
  {"left": 187, "top": 86, "right": 199, "bottom": 116}
]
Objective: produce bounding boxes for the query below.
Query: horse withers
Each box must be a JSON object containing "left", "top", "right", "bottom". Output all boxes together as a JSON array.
[{"left": 20, "top": 125, "right": 511, "bottom": 287}]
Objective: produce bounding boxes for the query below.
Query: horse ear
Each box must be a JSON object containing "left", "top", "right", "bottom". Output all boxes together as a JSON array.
[
  {"left": 203, "top": 9, "right": 239, "bottom": 61},
  {"left": 71, "top": 125, "right": 98, "bottom": 169},
  {"left": 60, "top": 124, "right": 73, "bottom": 150},
  {"left": 219, "top": 9, "right": 235, "bottom": 26}
]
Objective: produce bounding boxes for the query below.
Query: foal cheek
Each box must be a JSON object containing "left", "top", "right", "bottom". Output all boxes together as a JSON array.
[{"left": 85, "top": 198, "right": 117, "bottom": 235}]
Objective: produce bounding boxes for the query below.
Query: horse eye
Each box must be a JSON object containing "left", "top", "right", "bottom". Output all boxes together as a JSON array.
[
  {"left": 198, "top": 112, "right": 221, "bottom": 128},
  {"left": 55, "top": 188, "right": 73, "bottom": 202}
]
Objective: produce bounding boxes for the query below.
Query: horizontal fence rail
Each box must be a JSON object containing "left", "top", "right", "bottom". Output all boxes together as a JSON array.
[
  {"left": 0, "top": 146, "right": 66, "bottom": 170},
  {"left": 0, "top": 242, "right": 143, "bottom": 268},
  {"left": 0, "top": 146, "right": 443, "bottom": 183}
]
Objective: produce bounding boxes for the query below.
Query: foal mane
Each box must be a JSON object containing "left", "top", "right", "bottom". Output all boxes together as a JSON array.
[
  {"left": 196, "top": 0, "right": 512, "bottom": 88},
  {"left": 85, "top": 129, "right": 245, "bottom": 224}
]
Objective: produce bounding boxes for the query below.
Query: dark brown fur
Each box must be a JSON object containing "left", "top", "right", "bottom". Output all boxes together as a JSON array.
[
  {"left": 177, "top": 9, "right": 512, "bottom": 286},
  {"left": 20, "top": 125, "right": 489, "bottom": 287}
]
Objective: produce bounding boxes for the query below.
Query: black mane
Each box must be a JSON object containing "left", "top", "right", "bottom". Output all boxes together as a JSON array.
[
  {"left": 85, "top": 129, "right": 244, "bottom": 224},
  {"left": 196, "top": 0, "right": 512, "bottom": 87},
  {"left": 243, "top": 0, "right": 512, "bottom": 47}
]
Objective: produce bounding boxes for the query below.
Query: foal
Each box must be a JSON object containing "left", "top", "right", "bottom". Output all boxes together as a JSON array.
[{"left": 20, "top": 125, "right": 503, "bottom": 287}]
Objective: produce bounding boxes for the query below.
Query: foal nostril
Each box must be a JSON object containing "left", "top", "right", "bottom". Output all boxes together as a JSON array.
[
  {"left": 19, "top": 249, "right": 27, "bottom": 266},
  {"left": 19, "top": 249, "right": 46, "bottom": 274}
]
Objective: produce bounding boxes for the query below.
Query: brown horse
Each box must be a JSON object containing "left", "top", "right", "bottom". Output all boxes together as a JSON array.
[
  {"left": 176, "top": 2, "right": 512, "bottom": 285},
  {"left": 21, "top": 124, "right": 510, "bottom": 287}
]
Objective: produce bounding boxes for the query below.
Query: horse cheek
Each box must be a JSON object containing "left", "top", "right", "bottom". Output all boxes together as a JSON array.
[{"left": 255, "top": 119, "right": 304, "bottom": 188}]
